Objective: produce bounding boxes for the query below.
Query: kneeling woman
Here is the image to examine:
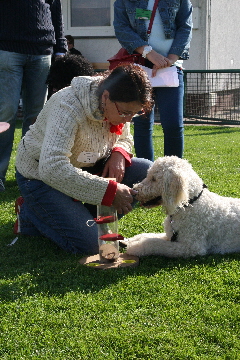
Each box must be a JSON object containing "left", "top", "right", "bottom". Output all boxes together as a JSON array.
[{"left": 15, "top": 64, "right": 153, "bottom": 255}]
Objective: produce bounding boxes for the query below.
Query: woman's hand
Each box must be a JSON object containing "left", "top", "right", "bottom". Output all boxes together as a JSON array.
[
  {"left": 135, "top": 46, "right": 171, "bottom": 74},
  {"left": 146, "top": 49, "right": 171, "bottom": 71},
  {"left": 149, "top": 52, "right": 180, "bottom": 77},
  {"left": 135, "top": 46, "right": 180, "bottom": 77},
  {"left": 102, "top": 151, "right": 126, "bottom": 183},
  {"left": 112, "top": 183, "right": 138, "bottom": 215}
]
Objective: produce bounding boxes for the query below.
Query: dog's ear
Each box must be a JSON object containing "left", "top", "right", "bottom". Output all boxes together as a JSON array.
[{"left": 162, "top": 167, "right": 189, "bottom": 214}]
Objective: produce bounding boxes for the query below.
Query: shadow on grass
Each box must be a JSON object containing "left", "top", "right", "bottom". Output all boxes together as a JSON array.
[
  {"left": 152, "top": 126, "right": 240, "bottom": 141},
  {"left": 1, "top": 233, "right": 239, "bottom": 302},
  {"left": 184, "top": 126, "right": 240, "bottom": 137},
  {"left": 4, "top": 178, "right": 19, "bottom": 189},
  {"left": 0, "top": 182, "right": 20, "bottom": 206}
]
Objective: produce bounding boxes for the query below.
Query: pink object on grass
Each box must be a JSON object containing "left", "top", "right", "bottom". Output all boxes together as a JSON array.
[{"left": 0, "top": 122, "right": 10, "bottom": 133}]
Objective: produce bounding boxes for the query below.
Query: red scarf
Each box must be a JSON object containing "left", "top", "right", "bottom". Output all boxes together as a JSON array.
[
  {"left": 109, "top": 123, "right": 124, "bottom": 135},
  {"left": 103, "top": 118, "right": 124, "bottom": 135}
]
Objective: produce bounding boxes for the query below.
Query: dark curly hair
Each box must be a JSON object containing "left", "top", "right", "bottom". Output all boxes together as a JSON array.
[
  {"left": 46, "top": 54, "right": 94, "bottom": 92},
  {"left": 96, "top": 63, "right": 153, "bottom": 112}
]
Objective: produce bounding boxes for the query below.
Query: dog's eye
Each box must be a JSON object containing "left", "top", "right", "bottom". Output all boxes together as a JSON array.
[{"left": 151, "top": 176, "right": 156, "bottom": 182}]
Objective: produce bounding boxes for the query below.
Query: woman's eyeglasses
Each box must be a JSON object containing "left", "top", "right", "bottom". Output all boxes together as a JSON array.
[{"left": 114, "top": 102, "right": 145, "bottom": 118}]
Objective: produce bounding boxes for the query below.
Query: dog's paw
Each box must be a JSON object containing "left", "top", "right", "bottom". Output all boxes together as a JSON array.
[
  {"left": 125, "top": 233, "right": 169, "bottom": 257},
  {"left": 125, "top": 234, "right": 150, "bottom": 257}
]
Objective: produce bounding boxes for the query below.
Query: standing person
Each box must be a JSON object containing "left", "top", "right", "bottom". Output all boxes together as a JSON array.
[
  {"left": 0, "top": 0, "right": 67, "bottom": 192},
  {"left": 65, "top": 35, "right": 82, "bottom": 56},
  {"left": 113, "top": 0, "right": 193, "bottom": 161},
  {"left": 15, "top": 64, "right": 154, "bottom": 255}
]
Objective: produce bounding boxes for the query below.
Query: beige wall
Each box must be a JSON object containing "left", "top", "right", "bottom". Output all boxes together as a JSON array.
[
  {"left": 209, "top": 0, "right": 240, "bottom": 69},
  {"left": 185, "top": 0, "right": 207, "bottom": 70},
  {"left": 188, "top": 0, "right": 240, "bottom": 70},
  {"left": 73, "top": 38, "right": 120, "bottom": 65}
]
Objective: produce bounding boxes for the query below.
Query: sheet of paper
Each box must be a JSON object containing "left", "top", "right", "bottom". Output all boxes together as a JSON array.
[{"left": 138, "top": 65, "right": 179, "bottom": 87}]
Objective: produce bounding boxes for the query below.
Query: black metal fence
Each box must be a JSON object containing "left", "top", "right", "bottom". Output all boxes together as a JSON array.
[{"left": 183, "top": 70, "right": 240, "bottom": 125}]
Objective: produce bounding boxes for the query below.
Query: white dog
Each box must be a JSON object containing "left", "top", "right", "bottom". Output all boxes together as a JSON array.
[{"left": 125, "top": 156, "right": 240, "bottom": 258}]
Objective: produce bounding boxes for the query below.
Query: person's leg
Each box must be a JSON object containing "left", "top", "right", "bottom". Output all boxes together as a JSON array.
[
  {"left": 0, "top": 51, "right": 25, "bottom": 185},
  {"left": 16, "top": 171, "right": 99, "bottom": 255},
  {"left": 123, "top": 157, "right": 153, "bottom": 188},
  {"left": 155, "top": 68, "right": 184, "bottom": 158},
  {"left": 21, "top": 54, "right": 51, "bottom": 136},
  {"left": 133, "top": 109, "right": 155, "bottom": 162},
  {"left": 15, "top": 158, "right": 152, "bottom": 254}
]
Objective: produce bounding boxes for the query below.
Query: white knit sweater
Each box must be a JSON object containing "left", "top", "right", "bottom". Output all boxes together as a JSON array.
[{"left": 16, "top": 76, "right": 133, "bottom": 205}]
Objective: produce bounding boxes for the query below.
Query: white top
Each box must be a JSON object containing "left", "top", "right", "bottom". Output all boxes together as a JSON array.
[{"left": 146, "top": 0, "right": 183, "bottom": 67}]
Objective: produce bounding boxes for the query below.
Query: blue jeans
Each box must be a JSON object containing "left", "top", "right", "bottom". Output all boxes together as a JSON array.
[
  {"left": 133, "top": 67, "right": 184, "bottom": 161},
  {"left": 0, "top": 50, "right": 51, "bottom": 184},
  {"left": 16, "top": 157, "right": 153, "bottom": 255}
]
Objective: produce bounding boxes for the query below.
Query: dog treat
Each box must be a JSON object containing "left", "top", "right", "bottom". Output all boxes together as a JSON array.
[
  {"left": 96, "top": 204, "right": 123, "bottom": 263},
  {"left": 99, "top": 243, "right": 120, "bottom": 263}
]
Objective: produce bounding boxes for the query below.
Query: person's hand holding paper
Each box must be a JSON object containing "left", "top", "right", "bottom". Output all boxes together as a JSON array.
[{"left": 139, "top": 65, "right": 179, "bottom": 87}]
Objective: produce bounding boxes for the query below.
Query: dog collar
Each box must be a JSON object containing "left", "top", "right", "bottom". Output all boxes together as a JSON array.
[
  {"left": 185, "top": 183, "right": 207, "bottom": 207},
  {"left": 170, "top": 184, "right": 207, "bottom": 242}
]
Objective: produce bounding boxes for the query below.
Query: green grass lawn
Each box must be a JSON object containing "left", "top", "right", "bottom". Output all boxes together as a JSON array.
[{"left": 0, "top": 120, "right": 240, "bottom": 359}]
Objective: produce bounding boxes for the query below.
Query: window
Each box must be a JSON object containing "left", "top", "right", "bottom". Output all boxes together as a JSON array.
[
  {"left": 64, "top": 0, "right": 115, "bottom": 37},
  {"left": 71, "top": 0, "right": 110, "bottom": 27}
]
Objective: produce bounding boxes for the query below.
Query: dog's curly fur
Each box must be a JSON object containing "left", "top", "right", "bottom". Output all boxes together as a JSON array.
[{"left": 125, "top": 156, "right": 240, "bottom": 258}]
